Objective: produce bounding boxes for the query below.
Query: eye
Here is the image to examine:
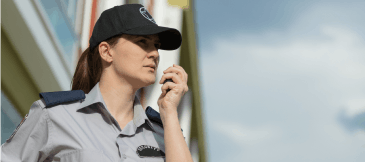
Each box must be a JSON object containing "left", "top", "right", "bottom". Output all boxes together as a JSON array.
[
  {"left": 138, "top": 39, "right": 147, "bottom": 44},
  {"left": 154, "top": 43, "right": 161, "bottom": 49}
]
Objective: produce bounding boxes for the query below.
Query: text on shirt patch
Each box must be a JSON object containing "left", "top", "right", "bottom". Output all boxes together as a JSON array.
[{"left": 136, "top": 145, "right": 165, "bottom": 158}]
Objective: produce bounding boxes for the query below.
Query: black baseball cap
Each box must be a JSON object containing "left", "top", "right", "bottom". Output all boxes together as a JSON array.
[{"left": 89, "top": 4, "right": 182, "bottom": 51}]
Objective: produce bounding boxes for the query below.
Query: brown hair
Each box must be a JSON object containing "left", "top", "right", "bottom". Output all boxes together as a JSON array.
[{"left": 71, "top": 34, "right": 123, "bottom": 93}]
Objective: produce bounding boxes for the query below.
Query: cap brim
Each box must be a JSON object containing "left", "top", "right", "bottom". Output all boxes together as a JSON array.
[{"left": 123, "top": 25, "right": 182, "bottom": 50}]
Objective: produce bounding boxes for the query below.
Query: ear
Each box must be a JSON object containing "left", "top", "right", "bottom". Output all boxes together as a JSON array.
[{"left": 99, "top": 42, "right": 112, "bottom": 63}]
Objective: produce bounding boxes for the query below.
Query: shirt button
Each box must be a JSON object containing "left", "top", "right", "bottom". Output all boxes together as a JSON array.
[{"left": 122, "top": 154, "right": 127, "bottom": 159}]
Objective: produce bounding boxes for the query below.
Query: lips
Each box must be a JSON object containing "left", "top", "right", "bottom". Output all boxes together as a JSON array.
[
  {"left": 144, "top": 66, "right": 155, "bottom": 72},
  {"left": 144, "top": 64, "right": 156, "bottom": 70}
]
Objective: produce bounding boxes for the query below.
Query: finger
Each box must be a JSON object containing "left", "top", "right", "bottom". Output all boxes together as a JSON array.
[
  {"left": 172, "top": 64, "right": 188, "bottom": 82},
  {"left": 161, "top": 82, "right": 175, "bottom": 95},
  {"left": 173, "top": 64, "right": 188, "bottom": 77},
  {"left": 159, "top": 73, "right": 182, "bottom": 84},
  {"left": 163, "top": 65, "right": 188, "bottom": 85},
  {"left": 163, "top": 66, "right": 183, "bottom": 74},
  {"left": 186, "top": 72, "right": 188, "bottom": 83},
  {"left": 173, "top": 64, "right": 184, "bottom": 71},
  {"left": 163, "top": 67, "right": 186, "bottom": 83}
]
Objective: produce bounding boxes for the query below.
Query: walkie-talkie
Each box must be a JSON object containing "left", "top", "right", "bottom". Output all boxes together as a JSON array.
[{"left": 163, "top": 79, "right": 173, "bottom": 93}]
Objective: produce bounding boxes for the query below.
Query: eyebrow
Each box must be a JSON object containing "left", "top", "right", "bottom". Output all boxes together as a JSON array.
[{"left": 138, "top": 35, "right": 160, "bottom": 43}]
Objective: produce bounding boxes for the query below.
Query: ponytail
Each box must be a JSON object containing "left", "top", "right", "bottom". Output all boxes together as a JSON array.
[
  {"left": 71, "top": 34, "right": 123, "bottom": 93},
  {"left": 71, "top": 47, "right": 102, "bottom": 93}
]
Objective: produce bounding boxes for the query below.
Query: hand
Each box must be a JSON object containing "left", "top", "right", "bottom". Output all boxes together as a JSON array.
[{"left": 157, "top": 64, "right": 189, "bottom": 123}]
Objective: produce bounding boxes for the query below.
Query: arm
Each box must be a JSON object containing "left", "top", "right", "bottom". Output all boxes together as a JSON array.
[
  {"left": 162, "top": 109, "right": 193, "bottom": 162},
  {"left": 158, "top": 64, "right": 193, "bottom": 162},
  {"left": 1, "top": 100, "right": 51, "bottom": 162}
]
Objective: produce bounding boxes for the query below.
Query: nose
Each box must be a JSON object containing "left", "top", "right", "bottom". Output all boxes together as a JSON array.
[{"left": 147, "top": 48, "right": 159, "bottom": 63}]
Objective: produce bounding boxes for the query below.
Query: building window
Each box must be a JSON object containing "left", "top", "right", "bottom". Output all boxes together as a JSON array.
[
  {"left": 1, "top": 91, "right": 22, "bottom": 144},
  {"left": 35, "top": 0, "right": 80, "bottom": 66}
]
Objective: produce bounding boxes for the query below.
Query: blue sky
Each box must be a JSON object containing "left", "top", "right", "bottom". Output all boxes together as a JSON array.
[{"left": 195, "top": 0, "right": 365, "bottom": 161}]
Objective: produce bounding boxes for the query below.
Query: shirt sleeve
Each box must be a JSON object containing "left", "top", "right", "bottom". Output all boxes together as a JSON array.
[{"left": 1, "top": 100, "right": 52, "bottom": 162}]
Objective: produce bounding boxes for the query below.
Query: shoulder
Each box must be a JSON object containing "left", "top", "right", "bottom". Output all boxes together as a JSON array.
[
  {"left": 38, "top": 90, "right": 85, "bottom": 108},
  {"left": 145, "top": 106, "right": 183, "bottom": 133},
  {"left": 145, "top": 106, "right": 164, "bottom": 128},
  {"left": 2, "top": 90, "right": 84, "bottom": 160},
  {"left": 21, "top": 90, "right": 86, "bottom": 128}
]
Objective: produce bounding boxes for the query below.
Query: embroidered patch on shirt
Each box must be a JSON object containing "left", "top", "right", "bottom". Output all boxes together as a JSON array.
[
  {"left": 136, "top": 145, "right": 165, "bottom": 158},
  {"left": 6, "top": 113, "right": 28, "bottom": 143}
]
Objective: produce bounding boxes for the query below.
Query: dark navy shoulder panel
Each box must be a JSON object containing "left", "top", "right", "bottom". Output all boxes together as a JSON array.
[
  {"left": 145, "top": 106, "right": 163, "bottom": 128},
  {"left": 145, "top": 106, "right": 183, "bottom": 132},
  {"left": 39, "top": 90, "right": 85, "bottom": 108}
]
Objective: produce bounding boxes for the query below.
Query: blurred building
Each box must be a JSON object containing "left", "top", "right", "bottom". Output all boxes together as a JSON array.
[{"left": 1, "top": 0, "right": 206, "bottom": 161}]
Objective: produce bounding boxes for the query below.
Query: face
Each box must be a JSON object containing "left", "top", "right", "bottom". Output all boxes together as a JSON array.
[{"left": 103, "top": 34, "right": 161, "bottom": 89}]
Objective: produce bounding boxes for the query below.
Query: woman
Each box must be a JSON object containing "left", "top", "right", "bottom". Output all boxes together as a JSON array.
[{"left": 1, "top": 4, "right": 193, "bottom": 162}]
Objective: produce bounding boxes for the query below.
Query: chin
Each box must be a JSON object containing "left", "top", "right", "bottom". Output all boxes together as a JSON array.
[
  {"left": 147, "top": 78, "right": 156, "bottom": 85},
  {"left": 140, "top": 77, "right": 156, "bottom": 87}
]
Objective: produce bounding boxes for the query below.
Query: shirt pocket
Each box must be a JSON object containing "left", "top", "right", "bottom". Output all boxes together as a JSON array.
[{"left": 59, "top": 149, "right": 109, "bottom": 162}]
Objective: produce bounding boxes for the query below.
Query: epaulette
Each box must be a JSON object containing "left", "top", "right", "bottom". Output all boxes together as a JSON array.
[
  {"left": 39, "top": 90, "right": 85, "bottom": 108},
  {"left": 145, "top": 106, "right": 164, "bottom": 127},
  {"left": 145, "top": 106, "right": 183, "bottom": 132}
]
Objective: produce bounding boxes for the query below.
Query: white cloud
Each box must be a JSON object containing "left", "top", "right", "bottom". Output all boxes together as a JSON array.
[
  {"left": 201, "top": 1, "right": 365, "bottom": 162},
  {"left": 345, "top": 98, "right": 365, "bottom": 117},
  {"left": 211, "top": 120, "right": 281, "bottom": 145},
  {"left": 202, "top": 24, "right": 365, "bottom": 113}
]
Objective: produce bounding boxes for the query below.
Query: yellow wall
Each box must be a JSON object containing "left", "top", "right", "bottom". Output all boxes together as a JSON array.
[
  {"left": 179, "top": 1, "right": 207, "bottom": 161},
  {"left": 1, "top": 30, "right": 40, "bottom": 117}
]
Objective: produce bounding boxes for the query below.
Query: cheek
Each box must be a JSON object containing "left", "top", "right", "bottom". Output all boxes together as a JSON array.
[
  {"left": 113, "top": 43, "right": 149, "bottom": 78},
  {"left": 116, "top": 56, "right": 136, "bottom": 75},
  {"left": 115, "top": 52, "right": 144, "bottom": 76}
]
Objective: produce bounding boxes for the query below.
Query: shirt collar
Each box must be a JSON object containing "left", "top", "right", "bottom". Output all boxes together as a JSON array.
[{"left": 77, "top": 82, "right": 155, "bottom": 133}]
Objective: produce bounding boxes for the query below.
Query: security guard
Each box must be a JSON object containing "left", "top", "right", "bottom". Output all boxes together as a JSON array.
[{"left": 1, "top": 4, "right": 193, "bottom": 162}]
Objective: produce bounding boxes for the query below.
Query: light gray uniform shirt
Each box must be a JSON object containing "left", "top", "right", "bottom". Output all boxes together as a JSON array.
[{"left": 1, "top": 82, "right": 173, "bottom": 162}]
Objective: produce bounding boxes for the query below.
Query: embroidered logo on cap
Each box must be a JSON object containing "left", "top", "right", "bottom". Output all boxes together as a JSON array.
[
  {"left": 6, "top": 114, "right": 28, "bottom": 143},
  {"left": 136, "top": 145, "right": 165, "bottom": 158},
  {"left": 139, "top": 7, "right": 156, "bottom": 24}
]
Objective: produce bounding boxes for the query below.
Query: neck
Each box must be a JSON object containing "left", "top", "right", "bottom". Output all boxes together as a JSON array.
[{"left": 99, "top": 73, "right": 138, "bottom": 122}]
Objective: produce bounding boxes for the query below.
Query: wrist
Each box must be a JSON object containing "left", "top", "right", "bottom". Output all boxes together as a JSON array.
[{"left": 160, "top": 108, "right": 178, "bottom": 125}]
